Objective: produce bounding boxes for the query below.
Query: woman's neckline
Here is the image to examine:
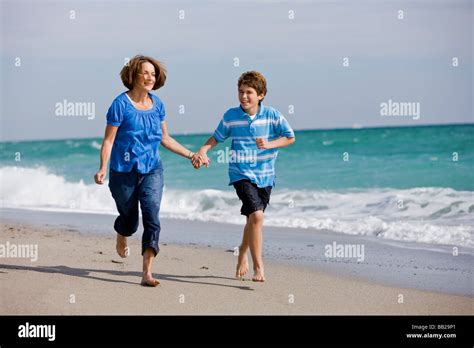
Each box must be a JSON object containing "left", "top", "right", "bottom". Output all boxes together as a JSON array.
[{"left": 125, "top": 91, "right": 154, "bottom": 111}]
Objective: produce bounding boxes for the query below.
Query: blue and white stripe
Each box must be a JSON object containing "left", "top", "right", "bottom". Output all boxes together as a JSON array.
[{"left": 213, "top": 104, "right": 294, "bottom": 188}]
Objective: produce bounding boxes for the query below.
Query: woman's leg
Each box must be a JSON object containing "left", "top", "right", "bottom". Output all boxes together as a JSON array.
[
  {"left": 142, "top": 249, "right": 158, "bottom": 286},
  {"left": 108, "top": 170, "right": 139, "bottom": 258},
  {"left": 138, "top": 167, "right": 164, "bottom": 286}
]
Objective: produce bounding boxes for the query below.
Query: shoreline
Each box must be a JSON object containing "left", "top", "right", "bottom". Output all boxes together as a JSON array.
[
  {"left": 0, "top": 221, "right": 472, "bottom": 315},
  {"left": 1, "top": 207, "right": 472, "bottom": 297}
]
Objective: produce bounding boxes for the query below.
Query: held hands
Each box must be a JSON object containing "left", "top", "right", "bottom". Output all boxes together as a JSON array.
[
  {"left": 191, "top": 150, "right": 210, "bottom": 169},
  {"left": 94, "top": 169, "right": 106, "bottom": 184},
  {"left": 189, "top": 137, "right": 270, "bottom": 170}
]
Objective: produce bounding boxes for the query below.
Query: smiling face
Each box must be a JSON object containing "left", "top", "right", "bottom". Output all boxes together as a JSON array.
[
  {"left": 238, "top": 84, "right": 264, "bottom": 115},
  {"left": 134, "top": 62, "right": 156, "bottom": 92}
]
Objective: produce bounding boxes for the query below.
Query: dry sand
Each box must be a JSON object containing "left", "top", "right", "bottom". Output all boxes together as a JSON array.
[{"left": 0, "top": 222, "right": 472, "bottom": 315}]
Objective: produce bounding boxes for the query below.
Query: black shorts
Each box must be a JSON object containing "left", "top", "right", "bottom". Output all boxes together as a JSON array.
[{"left": 233, "top": 179, "right": 272, "bottom": 217}]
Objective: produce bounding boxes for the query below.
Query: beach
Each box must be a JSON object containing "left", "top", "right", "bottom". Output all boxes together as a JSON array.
[{"left": 1, "top": 210, "right": 472, "bottom": 315}]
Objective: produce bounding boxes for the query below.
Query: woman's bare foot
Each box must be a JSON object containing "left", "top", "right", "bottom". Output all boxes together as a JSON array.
[
  {"left": 116, "top": 234, "right": 129, "bottom": 258},
  {"left": 141, "top": 275, "right": 160, "bottom": 287},
  {"left": 252, "top": 267, "right": 265, "bottom": 282},
  {"left": 236, "top": 250, "right": 249, "bottom": 279},
  {"left": 141, "top": 248, "right": 158, "bottom": 286}
]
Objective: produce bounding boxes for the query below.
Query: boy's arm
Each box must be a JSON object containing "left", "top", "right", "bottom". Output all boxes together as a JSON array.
[
  {"left": 256, "top": 136, "right": 295, "bottom": 149},
  {"left": 199, "top": 136, "right": 219, "bottom": 153}
]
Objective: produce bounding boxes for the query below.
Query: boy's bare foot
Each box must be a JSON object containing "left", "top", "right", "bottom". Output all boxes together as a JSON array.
[
  {"left": 141, "top": 275, "right": 160, "bottom": 287},
  {"left": 252, "top": 267, "right": 265, "bottom": 282},
  {"left": 116, "top": 234, "right": 129, "bottom": 258},
  {"left": 236, "top": 251, "right": 249, "bottom": 279}
]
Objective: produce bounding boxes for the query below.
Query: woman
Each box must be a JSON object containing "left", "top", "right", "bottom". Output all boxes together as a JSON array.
[{"left": 94, "top": 55, "right": 207, "bottom": 287}]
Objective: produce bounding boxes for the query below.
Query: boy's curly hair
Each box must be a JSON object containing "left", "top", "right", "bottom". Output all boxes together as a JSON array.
[{"left": 238, "top": 71, "right": 267, "bottom": 101}]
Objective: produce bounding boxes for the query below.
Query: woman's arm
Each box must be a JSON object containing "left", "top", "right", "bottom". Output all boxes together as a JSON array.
[
  {"left": 160, "top": 121, "right": 208, "bottom": 167},
  {"left": 94, "top": 125, "right": 118, "bottom": 184}
]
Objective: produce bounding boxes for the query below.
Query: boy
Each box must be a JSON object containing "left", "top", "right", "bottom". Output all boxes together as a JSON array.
[{"left": 193, "top": 71, "right": 295, "bottom": 282}]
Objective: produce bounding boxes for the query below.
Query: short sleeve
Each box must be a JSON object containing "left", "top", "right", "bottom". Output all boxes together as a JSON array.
[
  {"left": 213, "top": 116, "right": 230, "bottom": 143},
  {"left": 277, "top": 113, "right": 295, "bottom": 138},
  {"left": 106, "top": 98, "right": 125, "bottom": 126},
  {"left": 155, "top": 96, "right": 166, "bottom": 122}
]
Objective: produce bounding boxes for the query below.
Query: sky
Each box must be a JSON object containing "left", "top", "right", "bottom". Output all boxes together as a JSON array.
[{"left": 0, "top": 0, "right": 472, "bottom": 141}]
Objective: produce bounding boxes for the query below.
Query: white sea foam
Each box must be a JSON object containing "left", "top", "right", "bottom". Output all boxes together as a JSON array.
[
  {"left": 90, "top": 141, "right": 102, "bottom": 150},
  {"left": 1, "top": 166, "right": 473, "bottom": 248}
]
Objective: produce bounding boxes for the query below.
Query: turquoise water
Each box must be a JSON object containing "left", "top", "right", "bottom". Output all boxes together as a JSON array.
[
  {"left": 1, "top": 124, "right": 473, "bottom": 190},
  {"left": 1, "top": 125, "right": 473, "bottom": 248}
]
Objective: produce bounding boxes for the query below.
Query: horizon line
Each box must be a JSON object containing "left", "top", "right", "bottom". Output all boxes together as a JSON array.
[{"left": 1, "top": 122, "right": 473, "bottom": 143}]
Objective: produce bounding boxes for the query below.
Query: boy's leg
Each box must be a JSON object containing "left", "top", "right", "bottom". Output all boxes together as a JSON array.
[
  {"left": 236, "top": 217, "right": 250, "bottom": 278},
  {"left": 233, "top": 180, "right": 270, "bottom": 281},
  {"left": 247, "top": 210, "right": 265, "bottom": 282}
]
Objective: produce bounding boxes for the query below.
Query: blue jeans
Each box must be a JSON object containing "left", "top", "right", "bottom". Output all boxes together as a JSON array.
[{"left": 108, "top": 164, "right": 164, "bottom": 256}]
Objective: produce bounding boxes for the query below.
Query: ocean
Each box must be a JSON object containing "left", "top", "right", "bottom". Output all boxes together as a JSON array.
[{"left": 1, "top": 124, "right": 473, "bottom": 248}]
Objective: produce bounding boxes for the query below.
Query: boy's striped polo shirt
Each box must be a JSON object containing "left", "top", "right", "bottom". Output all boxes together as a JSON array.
[{"left": 213, "top": 104, "right": 295, "bottom": 188}]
